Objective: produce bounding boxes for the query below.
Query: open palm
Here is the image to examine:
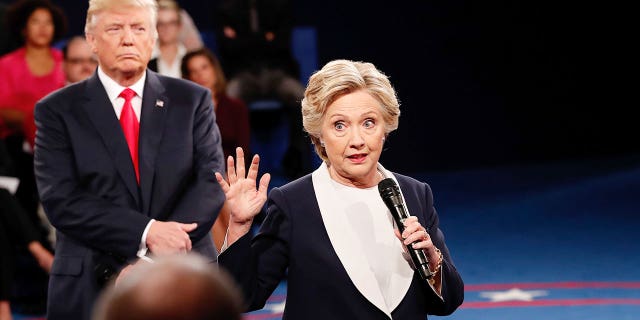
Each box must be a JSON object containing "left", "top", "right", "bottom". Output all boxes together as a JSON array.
[{"left": 215, "top": 147, "right": 270, "bottom": 225}]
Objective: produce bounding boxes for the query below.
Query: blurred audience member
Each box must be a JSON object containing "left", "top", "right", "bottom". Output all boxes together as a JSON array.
[
  {"left": 182, "top": 48, "right": 249, "bottom": 251},
  {"left": 62, "top": 36, "right": 97, "bottom": 84},
  {"left": 182, "top": 48, "right": 250, "bottom": 159},
  {"left": 149, "top": 0, "right": 186, "bottom": 78},
  {"left": 1, "top": 138, "right": 53, "bottom": 320},
  {"left": 0, "top": 2, "right": 11, "bottom": 55},
  {"left": 93, "top": 254, "right": 242, "bottom": 320},
  {"left": 215, "top": 0, "right": 310, "bottom": 179},
  {"left": 177, "top": 6, "right": 203, "bottom": 51},
  {"left": 0, "top": 0, "right": 67, "bottom": 149},
  {"left": 0, "top": 0, "right": 65, "bottom": 272}
]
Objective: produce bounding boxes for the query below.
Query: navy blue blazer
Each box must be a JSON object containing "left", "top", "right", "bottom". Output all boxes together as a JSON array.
[
  {"left": 219, "top": 173, "right": 464, "bottom": 319},
  {"left": 34, "top": 70, "right": 226, "bottom": 320}
]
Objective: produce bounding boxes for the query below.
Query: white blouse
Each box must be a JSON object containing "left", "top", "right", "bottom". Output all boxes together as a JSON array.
[{"left": 313, "top": 163, "right": 414, "bottom": 318}]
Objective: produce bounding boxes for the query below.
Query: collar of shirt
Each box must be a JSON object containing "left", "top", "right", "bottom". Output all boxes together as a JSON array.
[{"left": 97, "top": 66, "right": 146, "bottom": 121}]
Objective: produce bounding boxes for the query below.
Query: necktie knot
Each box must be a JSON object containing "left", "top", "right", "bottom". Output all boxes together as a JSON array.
[{"left": 119, "top": 88, "right": 136, "bottom": 102}]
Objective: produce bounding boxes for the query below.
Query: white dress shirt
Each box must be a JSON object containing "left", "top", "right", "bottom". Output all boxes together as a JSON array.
[{"left": 96, "top": 66, "right": 154, "bottom": 261}]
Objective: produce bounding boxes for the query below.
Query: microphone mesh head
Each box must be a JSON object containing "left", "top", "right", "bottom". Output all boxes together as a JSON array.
[{"left": 378, "top": 178, "right": 400, "bottom": 198}]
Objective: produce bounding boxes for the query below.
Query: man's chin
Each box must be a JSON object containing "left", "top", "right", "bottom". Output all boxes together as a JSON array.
[{"left": 115, "top": 64, "right": 145, "bottom": 76}]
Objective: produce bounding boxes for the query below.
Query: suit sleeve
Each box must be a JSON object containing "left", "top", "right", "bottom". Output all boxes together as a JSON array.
[
  {"left": 218, "top": 187, "right": 290, "bottom": 311},
  {"left": 161, "top": 89, "right": 226, "bottom": 243},
  {"left": 421, "top": 182, "right": 465, "bottom": 315},
  {"left": 34, "top": 99, "right": 150, "bottom": 259}
]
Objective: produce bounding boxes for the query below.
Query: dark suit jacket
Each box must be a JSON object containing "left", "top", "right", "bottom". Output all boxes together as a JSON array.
[
  {"left": 219, "top": 173, "right": 464, "bottom": 319},
  {"left": 34, "top": 70, "right": 226, "bottom": 320}
]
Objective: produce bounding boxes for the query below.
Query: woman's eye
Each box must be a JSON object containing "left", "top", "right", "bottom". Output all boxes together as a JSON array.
[
  {"left": 334, "top": 122, "right": 345, "bottom": 130},
  {"left": 363, "top": 119, "right": 375, "bottom": 128}
]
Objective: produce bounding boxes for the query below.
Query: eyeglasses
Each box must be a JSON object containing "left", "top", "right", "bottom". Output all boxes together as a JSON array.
[
  {"left": 66, "top": 57, "right": 98, "bottom": 65},
  {"left": 157, "top": 20, "right": 180, "bottom": 28}
]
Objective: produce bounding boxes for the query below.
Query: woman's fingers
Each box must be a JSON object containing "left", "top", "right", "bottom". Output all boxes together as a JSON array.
[
  {"left": 235, "top": 147, "right": 246, "bottom": 181},
  {"left": 401, "top": 216, "right": 422, "bottom": 239},
  {"left": 214, "top": 172, "right": 230, "bottom": 193},
  {"left": 247, "top": 154, "right": 261, "bottom": 181},
  {"left": 258, "top": 172, "right": 271, "bottom": 197},
  {"left": 227, "top": 155, "right": 237, "bottom": 184},
  {"left": 401, "top": 216, "right": 432, "bottom": 248}
]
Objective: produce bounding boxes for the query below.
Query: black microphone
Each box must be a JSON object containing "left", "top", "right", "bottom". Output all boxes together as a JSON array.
[{"left": 378, "top": 178, "right": 433, "bottom": 280}]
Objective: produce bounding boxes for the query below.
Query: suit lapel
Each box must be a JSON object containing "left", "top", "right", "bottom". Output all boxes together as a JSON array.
[
  {"left": 138, "top": 71, "right": 168, "bottom": 215},
  {"left": 311, "top": 163, "right": 392, "bottom": 319},
  {"left": 82, "top": 73, "right": 141, "bottom": 206}
]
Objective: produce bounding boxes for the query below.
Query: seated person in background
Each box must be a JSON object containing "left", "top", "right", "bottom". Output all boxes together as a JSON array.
[
  {"left": 1, "top": 138, "right": 53, "bottom": 320},
  {"left": 215, "top": 60, "right": 464, "bottom": 319},
  {"left": 0, "top": 0, "right": 66, "bottom": 275},
  {"left": 182, "top": 47, "right": 250, "bottom": 251},
  {"left": 0, "top": 0, "right": 67, "bottom": 149},
  {"left": 149, "top": 0, "right": 187, "bottom": 78},
  {"left": 182, "top": 48, "right": 250, "bottom": 160},
  {"left": 177, "top": 4, "right": 203, "bottom": 51},
  {"left": 215, "top": 0, "right": 310, "bottom": 179},
  {"left": 62, "top": 35, "right": 98, "bottom": 84},
  {"left": 93, "top": 254, "right": 242, "bottom": 320}
]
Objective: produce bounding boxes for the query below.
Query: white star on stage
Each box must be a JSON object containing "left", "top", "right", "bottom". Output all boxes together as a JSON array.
[
  {"left": 265, "top": 300, "right": 286, "bottom": 313},
  {"left": 479, "top": 288, "right": 548, "bottom": 302}
]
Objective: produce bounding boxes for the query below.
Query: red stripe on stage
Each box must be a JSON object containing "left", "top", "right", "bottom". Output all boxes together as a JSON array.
[
  {"left": 465, "top": 281, "right": 640, "bottom": 291},
  {"left": 245, "top": 313, "right": 284, "bottom": 320},
  {"left": 461, "top": 298, "right": 640, "bottom": 309}
]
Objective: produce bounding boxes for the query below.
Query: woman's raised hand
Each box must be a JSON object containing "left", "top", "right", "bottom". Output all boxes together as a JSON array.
[{"left": 215, "top": 147, "right": 271, "bottom": 227}]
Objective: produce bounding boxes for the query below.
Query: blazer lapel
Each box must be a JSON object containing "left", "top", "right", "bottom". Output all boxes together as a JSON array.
[
  {"left": 138, "top": 71, "right": 168, "bottom": 215},
  {"left": 82, "top": 73, "right": 140, "bottom": 206},
  {"left": 311, "top": 163, "right": 392, "bottom": 319}
]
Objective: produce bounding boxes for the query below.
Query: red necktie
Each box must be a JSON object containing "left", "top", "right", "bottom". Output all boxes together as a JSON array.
[{"left": 119, "top": 88, "right": 140, "bottom": 184}]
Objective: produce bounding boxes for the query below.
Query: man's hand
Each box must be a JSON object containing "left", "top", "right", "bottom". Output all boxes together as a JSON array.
[{"left": 146, "top": 221, "right": 197, "bottom": 256}]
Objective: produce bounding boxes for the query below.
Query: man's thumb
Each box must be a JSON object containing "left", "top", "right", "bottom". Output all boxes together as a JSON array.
[{"left": 181, "top": 223, "right": 198, "bottom": 232}]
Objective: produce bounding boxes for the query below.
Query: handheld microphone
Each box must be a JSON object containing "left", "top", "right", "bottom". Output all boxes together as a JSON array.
[{"left": 378, "top": 178, "right": 433, "bottom": 280}]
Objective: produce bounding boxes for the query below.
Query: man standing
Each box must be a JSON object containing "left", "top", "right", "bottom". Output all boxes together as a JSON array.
[{"left": 33, "top": 1, "right": 225, "bottom": 319}]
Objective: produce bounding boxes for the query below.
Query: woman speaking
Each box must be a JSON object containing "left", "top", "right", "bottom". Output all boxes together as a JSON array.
[{"left": 216, "top": 59, "right": 464, "bottom": 319}]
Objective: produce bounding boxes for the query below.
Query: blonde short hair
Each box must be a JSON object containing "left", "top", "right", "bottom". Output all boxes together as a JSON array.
[
  {"left": 157, "top": 0, "right": 181, "bottom": 23},
  {"left": 301, "top": 59, "right": 401, "bottom": 163},
  {"left": 85, "top": 0, "right": 158, "bottom": 39}
]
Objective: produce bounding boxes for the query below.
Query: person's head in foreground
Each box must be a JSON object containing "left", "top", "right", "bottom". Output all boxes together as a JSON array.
[{"left": 93, "top": 254, "right": 243, "bottom": 320}]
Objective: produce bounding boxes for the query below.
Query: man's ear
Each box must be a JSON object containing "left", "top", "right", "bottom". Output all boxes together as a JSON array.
[{"left": 85, "top": 33, "right": 98, "bottom": 54}]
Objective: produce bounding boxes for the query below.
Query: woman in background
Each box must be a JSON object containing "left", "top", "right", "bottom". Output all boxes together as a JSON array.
[
  {"left": 1, "top": 139, "right": 53, "bottom": 320},
  {"left": 0, "top": 0, "right": 67, "bottom": 149},
  {"left": 182, "top": 47, "right": 250, "bottom": 251},
  {"left": 182, "top": 47, "right": 250, "bottom": 159}
]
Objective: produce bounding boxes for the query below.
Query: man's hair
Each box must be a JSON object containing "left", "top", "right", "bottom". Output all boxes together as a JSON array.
[
  {"left": 84, "top": 0, "right": 158, "bottom": 39},
  {"left": 62, "top": 35, "right": 87, "bottom": 60},
  {"left": 93, "top": 254, "right": 243, "bottom": 320}
]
